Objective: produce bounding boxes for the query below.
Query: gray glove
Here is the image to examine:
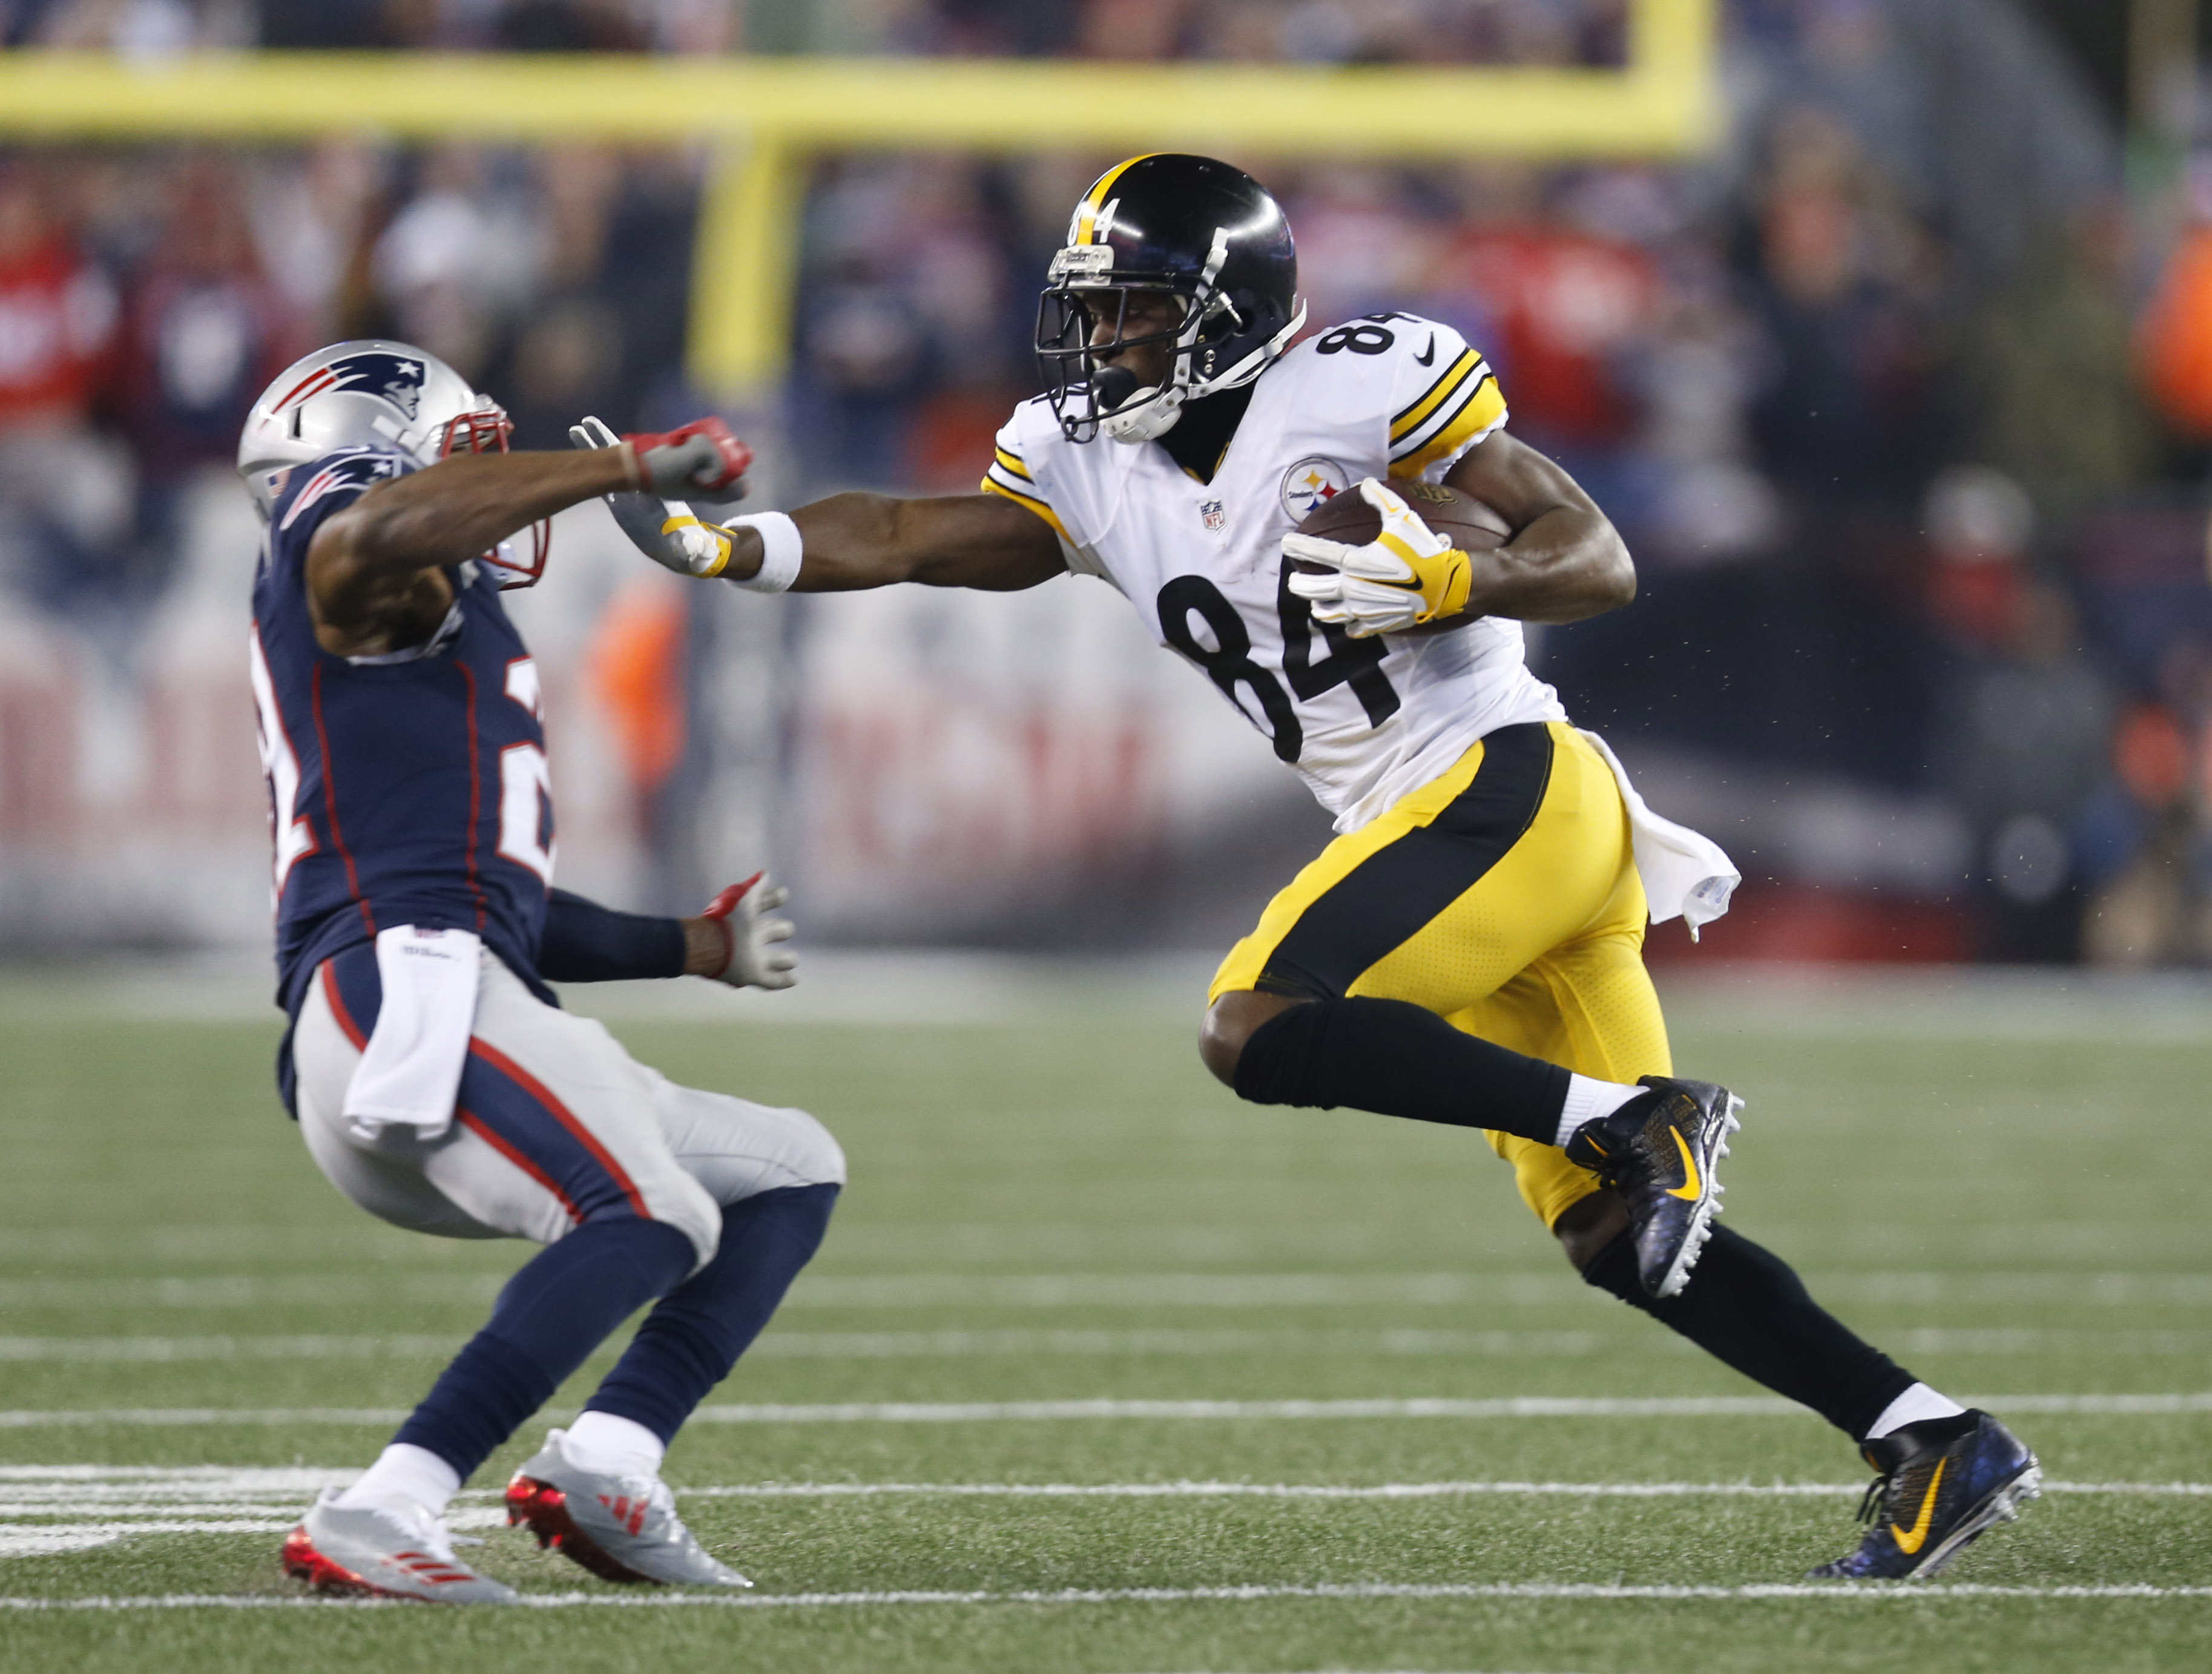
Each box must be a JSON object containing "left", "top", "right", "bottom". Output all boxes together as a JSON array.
[
  {"left": 568, "top": 415, "right": 734, "bottom": 579},
  {"left": 701, "top": 873, "right": 797, "bottom": 990}
]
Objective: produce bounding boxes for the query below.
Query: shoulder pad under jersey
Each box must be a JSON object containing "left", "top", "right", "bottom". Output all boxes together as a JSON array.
[{"left": 1293, "top": 313, "right": 1510, "bottom": 482}]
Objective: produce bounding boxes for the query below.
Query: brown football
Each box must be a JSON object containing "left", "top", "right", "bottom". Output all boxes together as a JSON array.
[{"left": 1294, "top": 479, "right": 1513, "bottom": 554}]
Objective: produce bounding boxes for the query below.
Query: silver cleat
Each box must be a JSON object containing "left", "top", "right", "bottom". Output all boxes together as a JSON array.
[
  {"left": 283, "top": 1488, "right": 518, "bottom": 1603},
  {"left": 506, "top": 1428, "right": 749, "bottom": 1588}
]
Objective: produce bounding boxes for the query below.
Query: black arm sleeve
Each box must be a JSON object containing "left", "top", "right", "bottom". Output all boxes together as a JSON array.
[{"left": 537, "top": 889, "right": 688, "bottom": 983}]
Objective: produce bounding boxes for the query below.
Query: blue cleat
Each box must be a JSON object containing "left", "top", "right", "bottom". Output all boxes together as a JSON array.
[
  {"left": 1564, "top": 1076, "right": 1740, "bottom": 1298},
  {"left": 1809, "top": 1410, "right": 2042, "bottom": 1580}
]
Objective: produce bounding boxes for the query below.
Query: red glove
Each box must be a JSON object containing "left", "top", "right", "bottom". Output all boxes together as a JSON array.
[{"left": 622, "top": 417, "right": 753, "bottom": 496}]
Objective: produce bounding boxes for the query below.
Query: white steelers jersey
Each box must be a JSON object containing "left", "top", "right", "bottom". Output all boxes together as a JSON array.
[{"left": 985, "top": 312, "right": 1568, "bottom": 832}]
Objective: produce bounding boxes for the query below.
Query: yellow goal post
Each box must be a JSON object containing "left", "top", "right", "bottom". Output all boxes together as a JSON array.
[{"left": 0, "top": 0, "right": 1717, "bottom": 401}]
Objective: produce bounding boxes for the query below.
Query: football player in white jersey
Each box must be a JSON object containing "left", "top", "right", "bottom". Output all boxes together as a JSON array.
[{"left": 590, "top": 154, "right": 2038, "bottom": 1580}]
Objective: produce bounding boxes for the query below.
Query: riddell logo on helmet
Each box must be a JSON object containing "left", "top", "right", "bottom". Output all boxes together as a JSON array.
[
  {"left": 272, "top": 351, "right": 427, "bottom": 420},
  {"left": 1052, "top": 246, "right": 1114, "bottom": 280}
]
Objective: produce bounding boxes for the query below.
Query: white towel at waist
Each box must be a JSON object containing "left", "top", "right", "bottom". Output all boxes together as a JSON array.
[
  {"left": 1576, "top": 729, "right": 1739, "bottom": 939},
  {"left": 341, "top": 925, "right": 482, "bottom": 1141}
]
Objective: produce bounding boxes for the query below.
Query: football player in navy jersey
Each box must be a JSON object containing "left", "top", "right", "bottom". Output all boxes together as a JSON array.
[{"left": 241, "top": 340, "right": 844, "bottom": 1602}]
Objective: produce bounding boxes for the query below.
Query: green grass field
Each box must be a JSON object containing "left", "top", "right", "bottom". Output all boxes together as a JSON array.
[{"left": 2, "top": 966, "right": 2209, "bottom": 1672}]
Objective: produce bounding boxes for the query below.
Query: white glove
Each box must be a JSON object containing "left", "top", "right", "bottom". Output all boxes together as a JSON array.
[
  {"left": 1282, "top": 477, "right": 1474, "bottom": 638},
  {"left": 569, "top": 415, "right": 736, "bottom": 579},
  {"left": 699, "top": 872, "right": 796, "bottom": 990}
]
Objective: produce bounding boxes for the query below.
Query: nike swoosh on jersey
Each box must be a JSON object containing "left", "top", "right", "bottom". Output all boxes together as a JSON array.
[
  {"left": 1415, "top": 335, "right": 1435, "bottom": 366},
  {"left": 1891, "top": 1458, "right": 1946, "bottom": 1555},
  {"left": 1665, "top": 1125, "right": 1703, "bottom": 1201}
]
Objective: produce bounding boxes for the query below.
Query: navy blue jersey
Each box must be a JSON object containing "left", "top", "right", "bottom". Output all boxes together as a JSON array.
[{"left": 250, "top": 446, "right": 556, "bottom": 1015}]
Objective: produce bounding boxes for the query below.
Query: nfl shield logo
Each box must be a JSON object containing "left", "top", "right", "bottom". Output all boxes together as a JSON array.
[{"left": 1200, "top": 499, "right": 1226, "bottom": 533}]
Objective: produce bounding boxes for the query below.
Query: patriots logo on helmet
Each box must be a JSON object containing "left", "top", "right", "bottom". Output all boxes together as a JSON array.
[{"left": 272, "top": 351, "right": 427, "bottom": 421}]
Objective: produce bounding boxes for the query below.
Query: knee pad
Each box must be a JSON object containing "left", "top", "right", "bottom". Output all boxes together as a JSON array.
[
  {"left": 772, "top": 1105, "right": 848, "bottom": 1190},
  {"left": 646, "top": 1171, "right": 723, "bottom": 1276}
]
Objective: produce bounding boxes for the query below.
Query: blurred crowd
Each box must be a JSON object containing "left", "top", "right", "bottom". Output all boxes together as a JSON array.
[
  {"left": 0, "top": 140, "right": 697, "bottom": 654},
  {"left": 3, "top": 0, "right": 1628, "bottom": 61},
  {"left": 10, "top": 0, "right": 2212, "bottom": 963}
]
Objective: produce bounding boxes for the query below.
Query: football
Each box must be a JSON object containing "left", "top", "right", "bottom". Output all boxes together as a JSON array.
[
  {"left": 1293, "top": 478, "right": 1512, "bottom": 557},
  {"left": 1292, "top": 481, "right": 1511, "bottom": 632}
]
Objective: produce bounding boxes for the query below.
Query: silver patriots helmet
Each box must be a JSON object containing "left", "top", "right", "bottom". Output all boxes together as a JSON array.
[
  {"left": 1035, "top": 153, "right": 1305, "bottom": 445},
  {"left": 236, "top": 339, "right": 548, "bottom": 588}
]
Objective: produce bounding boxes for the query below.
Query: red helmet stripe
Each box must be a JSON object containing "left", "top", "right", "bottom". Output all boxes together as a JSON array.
[{"left": 273, "top": 367, "right": 341, "bottom": 411}]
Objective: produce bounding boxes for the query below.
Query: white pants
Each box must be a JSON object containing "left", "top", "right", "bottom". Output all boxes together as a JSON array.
[{"left": 292, "top": 948, "right": 844, "bottom": 1273}]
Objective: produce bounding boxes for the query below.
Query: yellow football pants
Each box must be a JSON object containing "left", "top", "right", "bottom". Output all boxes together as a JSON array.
[{"left": 1210, "top": 720, "right": 1672, "bottom": 1230}]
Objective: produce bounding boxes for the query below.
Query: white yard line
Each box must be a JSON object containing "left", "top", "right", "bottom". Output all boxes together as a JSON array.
[
  {"left": 0, "top": 1466, "right": 351, "bottom": 1480},
  {"left": 0, "top": 1470, "right": 2199, "bottom": 1526},
  {"left": 679, "top": 1393, "right": 2212, "bottom": 1421},
  {"left": 2, "top": 1581, "right": 2211, "bottom": 1608},
  {"left": 0, "top": 1470, "right": 2199, "bottom": 1560},
  {"left": 0, "top": 1522, "right": 292, "bottom": 1557},
  {"left": 7, "top": 1271, "right": 2209, "bottom": 1311},
  {"left": 7, "top": 1327, "right": 2209, "bottom": 1361},
  {"left": 0, "top": 1472, "right": 2196, "bottom": 1510},
  {"left": 6, "top": 1393, "right": 2212, "bottom": 1427},
  {"left": 0, "top": 1337, "right": 463, "bottom": 1363},
  {"left": 0, "top": 1409, "right": 412, "bottom": 1427},
  {"left": 0, "top": 1330, "right": 1625, "bottom": 1362},
  {"left": 666, "top": 1479, "right": 2209, "bottom": 1500},
  {"left": 755, "top": 1330, "right": 1621, "bottom": 1358}
]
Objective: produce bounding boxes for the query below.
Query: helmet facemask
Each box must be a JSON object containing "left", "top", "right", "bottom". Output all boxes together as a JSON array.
[
  {"left": 435, "top": 399, "right": 550, "bottom": 591},
  {"left": 1036, "top": 234, "right": 1306, "bottom": 445}
]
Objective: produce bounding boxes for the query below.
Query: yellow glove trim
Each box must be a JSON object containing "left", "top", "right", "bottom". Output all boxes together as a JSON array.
[
  {"left": 1375, "top": 532, "right": 1472, "bottom": 624},
  {"left": 660, "top": 513, "right": 732, "bottom": 578}
]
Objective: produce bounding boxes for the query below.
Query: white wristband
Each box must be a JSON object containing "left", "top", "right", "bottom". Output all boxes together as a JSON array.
[{"left": 725, "top": 511, "right": 802, "bottom": 594}]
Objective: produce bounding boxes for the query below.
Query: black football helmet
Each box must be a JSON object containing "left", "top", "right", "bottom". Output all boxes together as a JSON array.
[{"left": 1036, "top": 153, "right": 1304, "bottom": 444}]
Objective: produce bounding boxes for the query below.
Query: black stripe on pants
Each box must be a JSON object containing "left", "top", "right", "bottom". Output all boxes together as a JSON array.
[{"left": 1258, "top": 722, "right": 1555, "bottom": 1002}]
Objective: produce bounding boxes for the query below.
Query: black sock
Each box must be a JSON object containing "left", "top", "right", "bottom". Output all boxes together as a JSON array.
[
  {"left": 1231, "top": 996, "right": 1572, "bottom": 1146},
  {"left": 1582, "top": 1223, "right": 1916, "bottom": 1442}
]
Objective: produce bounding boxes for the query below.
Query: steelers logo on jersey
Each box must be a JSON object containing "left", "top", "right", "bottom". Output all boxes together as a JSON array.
[{"left": 1280, "top": 456, "right": 1349, "bottom": 522}]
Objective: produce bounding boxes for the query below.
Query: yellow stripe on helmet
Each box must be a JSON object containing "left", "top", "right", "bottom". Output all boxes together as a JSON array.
[{"left": 1075, "top": 153, "right": 1157, "bottom": 245}]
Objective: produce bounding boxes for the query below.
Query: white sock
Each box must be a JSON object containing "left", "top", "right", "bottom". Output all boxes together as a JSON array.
[
  {"left": 1554, "top": 1074, "right": 1648, "bottom": 1149},
  {"left": 562, "top": 1411, "right": 667, "bottom": 1479},
  {"left": 334, "top": 1442, "right": 460, "bottom": 1519},
  {"left": 1863, "top": 1382, "right": 1969, "bottom": 1441}
]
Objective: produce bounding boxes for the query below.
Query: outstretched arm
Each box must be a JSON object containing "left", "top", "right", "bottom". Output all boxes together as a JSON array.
[
  {"left": 307, "top": 449, "right": 631, "bottom": 654},
  {"left": 728, "top": 493, "right": 1068, "bottom": 592},
  {"left": 566, "top": 412, "right": 1064, "bottom": 594},
  {"left": 1442, "top": 430, "right": 1635, "bottom": 624},
  {"left": 308, "top": 419, "right": 751, "bottom": 657}
]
